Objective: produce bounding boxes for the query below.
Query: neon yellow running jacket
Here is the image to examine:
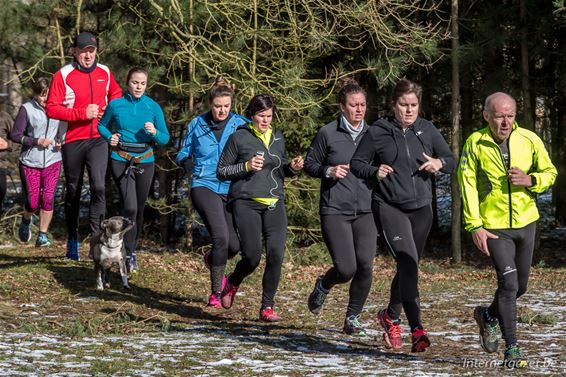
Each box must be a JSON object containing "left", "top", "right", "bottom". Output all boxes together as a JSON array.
[{"left": 458, "top": 122, "right": 557, "bottom": 231}]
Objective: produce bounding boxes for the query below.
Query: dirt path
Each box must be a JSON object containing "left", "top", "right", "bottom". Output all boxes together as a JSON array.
[
  {"left": 1, "top": 288, "right": 564, "bottom": 376},
  {"left": 0, "top": 243, "right": 564, "bottom": 376}
]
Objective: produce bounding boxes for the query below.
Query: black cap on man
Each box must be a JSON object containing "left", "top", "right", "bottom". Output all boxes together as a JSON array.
[{"left": 74, "top": 32, "right": 97, "bottom": 49}]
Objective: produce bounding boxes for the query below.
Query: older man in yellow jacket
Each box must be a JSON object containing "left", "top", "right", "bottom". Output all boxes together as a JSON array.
[{"left": 458, "top": 92, "right": 557, "bottom": 368}]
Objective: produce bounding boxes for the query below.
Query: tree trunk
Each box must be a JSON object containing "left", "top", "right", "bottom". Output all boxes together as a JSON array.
[
  {"left": 158, "top": 152, "right": 172, "bottom": 244},
  {"left": 519, "top": 0, "right": 534, "bottom": 130},
  {"left": 552, "top": 20, "right": 566, "bottom": 225},
  {"left": 183, "top": 0, "right": 195, "bottom": 250},
  {"left": 451, "top": 0, "right": 462, "bottom": 263},
  {"left": 554, "top": 85, "right": 566, "bottom": 225}
]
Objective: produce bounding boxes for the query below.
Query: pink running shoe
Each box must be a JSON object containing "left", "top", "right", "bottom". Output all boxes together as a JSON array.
[
  {"left": 411, "top": 328, "right": 431, "bottom": 353},
  {"left": 259, "top": 307, "right": 281, "bottom": 322},
  {"left": 221, "top": 280, "right": 239, "bottom": 309},
  {"left": 376, "top": 308, "right": 403, "bottom": 349},
  {"left": 207, "top": 292, "right": 222, "bottom": 308}
]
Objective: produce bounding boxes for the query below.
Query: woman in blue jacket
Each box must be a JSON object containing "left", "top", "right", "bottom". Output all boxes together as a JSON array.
[
  {"left": 98, "top": 67, "right": 170, "bottom": 274},
  {"left": 176, "top": 77, "right": 248, "bottom": 308}
]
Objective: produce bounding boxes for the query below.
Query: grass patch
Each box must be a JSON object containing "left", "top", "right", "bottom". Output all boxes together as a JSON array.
[
  {"left": 518, "top": 308, "right": 558, "bottom": 325},
  {"left": 0, "top": 238, "right": 564, "bottom": 376}
]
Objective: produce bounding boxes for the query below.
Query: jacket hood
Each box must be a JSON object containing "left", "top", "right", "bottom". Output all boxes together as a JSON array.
[
  {"left": 375, "top": 116, "right": 427, "bottom": 133},
  {"left": 198, "top": 112, "right": 248, "bottom": 127},
  {"left": 236, "top": 123, "right": 280, "bottom": 136}
]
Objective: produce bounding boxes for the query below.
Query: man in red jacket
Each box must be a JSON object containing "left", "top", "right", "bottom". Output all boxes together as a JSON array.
[{"left": 46, "top": 31, "right": 122, "bottom": 260}]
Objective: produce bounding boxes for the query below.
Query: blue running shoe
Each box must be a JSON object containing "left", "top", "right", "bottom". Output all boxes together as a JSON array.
[
  {"left": 127, "top": 253, "right": 139, "bottom": 274},
  {"left": 18, "top": 218, "right": 32, "bottom": 243},
  {"left": 35, "top": 233, "right": 51, "bottom": 247},
  {"left": 66, "top": 239, "right": 80, "bottom": 260}
]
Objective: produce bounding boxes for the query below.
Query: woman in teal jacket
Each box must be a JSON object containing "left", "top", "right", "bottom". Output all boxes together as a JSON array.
[
  {"left": 176, "top": 77, "right": 248, "bottom": 308},
  {"left": 98, "top": 67, "right": 169, "bottom": 274}
]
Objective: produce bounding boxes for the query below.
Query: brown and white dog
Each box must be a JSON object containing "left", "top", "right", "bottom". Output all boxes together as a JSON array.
[{"left": 90, "top": 216, "right": 134, "bottom": 291}]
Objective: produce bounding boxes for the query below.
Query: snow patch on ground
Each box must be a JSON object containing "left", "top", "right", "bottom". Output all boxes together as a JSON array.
[{"left": 0, "top": 286, "right": 564, "bottom": 376}]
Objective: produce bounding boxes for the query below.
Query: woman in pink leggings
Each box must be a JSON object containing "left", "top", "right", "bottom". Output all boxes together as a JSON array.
[{"left": 10, "top": 78, "right": 62, "bottom": 247}]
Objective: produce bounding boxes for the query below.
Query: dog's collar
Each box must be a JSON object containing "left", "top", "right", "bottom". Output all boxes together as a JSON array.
[
  {"left": 100, "top": 235, "right": 124, "bottom": 250},
  {"left": 101, "top": 242, "right": 122, "bottom": 250}
]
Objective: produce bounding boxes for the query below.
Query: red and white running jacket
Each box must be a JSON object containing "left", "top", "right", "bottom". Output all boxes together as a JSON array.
[{"left": 46, "top": 62, "right": 122, "bottom": 143}]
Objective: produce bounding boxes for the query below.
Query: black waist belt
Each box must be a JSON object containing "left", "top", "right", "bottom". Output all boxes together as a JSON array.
[{"left": 118, "top": 142, "right": 150, "bottom": 153}]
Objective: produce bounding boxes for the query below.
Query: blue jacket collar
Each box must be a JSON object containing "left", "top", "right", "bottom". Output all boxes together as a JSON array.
[{"left": 124, "top": 91, "right": 144, "bottom": 103}]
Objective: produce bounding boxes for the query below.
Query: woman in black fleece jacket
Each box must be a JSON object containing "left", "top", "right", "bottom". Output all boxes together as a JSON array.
[
  {"left": 216, "top": 94, "right": 303, "bottom": 322},
  {"left": 350, "top": 79, "right": 455, "bottom": 353},
  {"left": 304, "top": 78, "right": 377, "bottom": 336}
]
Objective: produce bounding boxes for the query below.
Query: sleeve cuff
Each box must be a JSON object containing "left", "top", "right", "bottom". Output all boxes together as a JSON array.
[{"left": 325, "top": 167, "right": 333, "bottom": 178}]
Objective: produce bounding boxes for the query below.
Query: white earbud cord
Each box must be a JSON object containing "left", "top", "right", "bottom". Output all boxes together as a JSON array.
[{"left": 267, "top": 137, "right": 282, "bottom": 198}]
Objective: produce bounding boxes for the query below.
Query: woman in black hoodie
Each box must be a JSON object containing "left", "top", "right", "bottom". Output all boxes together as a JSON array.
[
  {"left": 351, "top": 79, "right": 455, "bottom": 352},
  {"left": 216, "top": 94, "right": 303, "bottom": 322},
  {"left": 304, "top": 78, "right": 377, "bottom": 336}
]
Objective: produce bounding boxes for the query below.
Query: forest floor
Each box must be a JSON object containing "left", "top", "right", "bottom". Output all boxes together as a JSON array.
[{"left": 0, "top": 237, "right": 564, "bottom": 376}]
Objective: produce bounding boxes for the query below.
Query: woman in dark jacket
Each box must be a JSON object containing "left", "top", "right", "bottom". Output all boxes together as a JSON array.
[
  {"left": 351, "top": 79, "right": 455, "bottom": 352},
  {"left": 217, "top": 94, "right": 303, "bottom": 322},
  {"left": 304, "top": 78, "right": 377, "bottom": 336}
]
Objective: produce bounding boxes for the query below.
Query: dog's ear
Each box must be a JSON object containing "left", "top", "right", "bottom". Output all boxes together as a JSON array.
[
  {"left": 120, "top": 225, "right": 134, "bottom": 237},
  {"left": 101, "top": 219, "right": 109, "bottom": 230},
  {"left": 120, "top": 217, "right": 134, "bottom": 234}
]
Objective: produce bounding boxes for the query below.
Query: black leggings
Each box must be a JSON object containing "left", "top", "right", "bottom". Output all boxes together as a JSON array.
[
  {"left": 487, "top": 222, "right": 536, "bottom": 347},
  {"left": 191, "top": 186, "right": 240, "bottom": 292},
  {"left": 110, "top": 159, "right": 155, "bottom": 256},
  {"left": 321, "top": 213, "right": 377, "bottom": 317},
  {"left": 229, "top": 199, "right": 287, "bottom": 308},
  {"left": 62, "top": 138, "right": 108, "bottom": 237},
  {"left": 0, "top": 168, "right": 6, "bottom": 214},
  {"left": 373, "top": 200, "right": 432, "bottom": 331}
]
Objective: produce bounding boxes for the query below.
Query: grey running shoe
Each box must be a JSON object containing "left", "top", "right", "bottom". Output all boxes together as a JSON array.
[
  {"left": 307, "top": 275, "right": 328, "bottom": 315},
  {"left": 343, "top": 314, "right": 366, "bottom": 336},
  {"left": 18, "top": 219, "right": 32, "bottom": 243},
  {"left": 474, "top": 306, "right": 499, "bottom": 353}
]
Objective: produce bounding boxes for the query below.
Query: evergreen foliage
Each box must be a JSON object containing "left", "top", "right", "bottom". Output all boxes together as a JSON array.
[{"left": 2, "top": 0, "right": 565, "bottom": 247}]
